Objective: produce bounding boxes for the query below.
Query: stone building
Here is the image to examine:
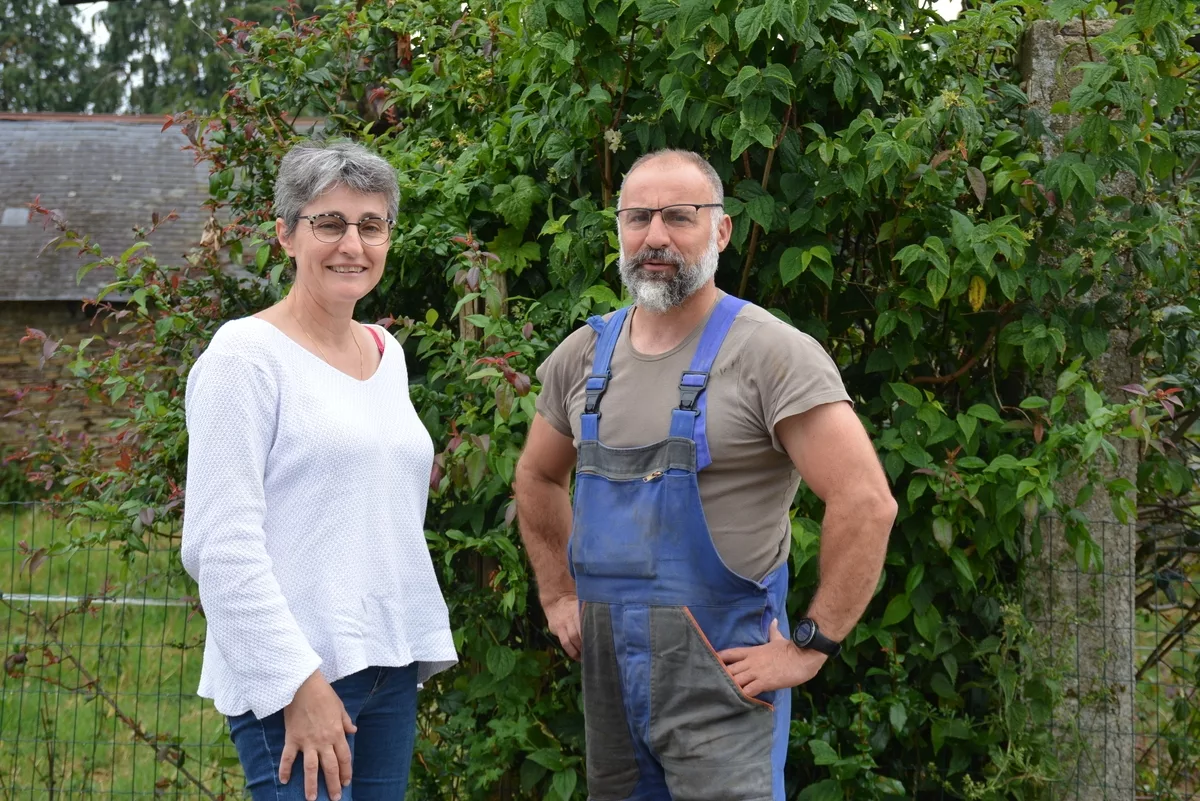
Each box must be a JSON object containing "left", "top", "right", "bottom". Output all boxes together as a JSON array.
[{"left": 0, "top": 114, "right": 209, "bottom": 452}]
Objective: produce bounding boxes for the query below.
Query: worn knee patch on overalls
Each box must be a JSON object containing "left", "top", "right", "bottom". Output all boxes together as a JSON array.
[{"left": 570, "top": 298, "right": 790, "bottom": 801}]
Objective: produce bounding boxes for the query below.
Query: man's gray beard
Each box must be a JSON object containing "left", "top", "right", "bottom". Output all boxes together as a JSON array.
[{"left": 618, "top": 235, "right": 719, "bottom": 314}]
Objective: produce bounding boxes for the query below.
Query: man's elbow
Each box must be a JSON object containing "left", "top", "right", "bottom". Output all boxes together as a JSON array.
[{"left": 832, "top": 484, "right": 897, "bottom": 536}]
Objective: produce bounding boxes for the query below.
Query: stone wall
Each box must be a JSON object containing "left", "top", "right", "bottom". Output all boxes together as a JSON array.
[{"left": 1, "top": 300, "right": 122, "bottom": 454}]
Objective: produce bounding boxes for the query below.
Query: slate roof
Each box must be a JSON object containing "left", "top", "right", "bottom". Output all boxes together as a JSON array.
[{"left": 0, "top": 114, "right": 210, "bottom": 301}]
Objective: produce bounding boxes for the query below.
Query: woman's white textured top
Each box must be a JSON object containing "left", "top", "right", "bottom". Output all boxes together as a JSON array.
[{"left": 180, "top": 316, "right": 457, "bottom": 718}]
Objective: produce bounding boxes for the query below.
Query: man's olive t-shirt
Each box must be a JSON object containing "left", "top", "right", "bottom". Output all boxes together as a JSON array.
[{"left": 535, "top": 297, "right": 851, "bottom": 581}]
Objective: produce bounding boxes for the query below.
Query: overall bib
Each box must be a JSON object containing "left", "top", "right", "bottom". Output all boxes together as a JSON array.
[{"left": 569, "top": 296, "right": 790, "bottom": 801}]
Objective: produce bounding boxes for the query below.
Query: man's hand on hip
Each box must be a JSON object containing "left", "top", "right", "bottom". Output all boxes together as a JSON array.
[
  {"left": 718, "top": 619, "right": 827, "bottom": 698},
  {"left": 543, "top": 593, "right": 582, "bottom": 661}
]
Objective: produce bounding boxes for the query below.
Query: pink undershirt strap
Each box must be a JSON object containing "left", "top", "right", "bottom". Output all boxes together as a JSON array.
[{"left": 366, "top": 326, "right": 384, "bottom": 355}]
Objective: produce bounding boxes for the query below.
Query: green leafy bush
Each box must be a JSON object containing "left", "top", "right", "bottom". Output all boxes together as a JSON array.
[{"left": 12, "top": 0, "right": 1198, "bottom": 798}]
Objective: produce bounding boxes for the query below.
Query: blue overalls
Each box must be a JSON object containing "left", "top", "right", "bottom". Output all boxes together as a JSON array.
[{"left": 569, "top": 295, "right": 790, "bottom": 801}]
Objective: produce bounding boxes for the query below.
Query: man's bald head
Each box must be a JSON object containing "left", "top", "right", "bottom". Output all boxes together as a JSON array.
[{"left": 617, "top": 150, "right": 724, "bottom": 208}]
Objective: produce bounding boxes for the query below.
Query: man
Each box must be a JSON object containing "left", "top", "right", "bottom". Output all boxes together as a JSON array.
[{"left": 513, "top": 149, "right": 897, "bottom": 801}]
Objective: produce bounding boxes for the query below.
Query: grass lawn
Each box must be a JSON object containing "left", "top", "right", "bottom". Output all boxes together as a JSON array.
[{"left": 0, "top": 503, "right": 242, "bottom": 800}]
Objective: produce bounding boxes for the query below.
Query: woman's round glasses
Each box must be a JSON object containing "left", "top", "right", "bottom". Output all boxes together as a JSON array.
[{"left": 301, "top": 214, "right": 393, "bottom": 246}]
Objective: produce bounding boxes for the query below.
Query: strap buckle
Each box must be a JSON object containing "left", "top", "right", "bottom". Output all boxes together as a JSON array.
[
  {"left": 583, "top": 374, "right": 609, "bottom": 415},
  {"left": 678, "top": 371, "right": 709, "bottom": 412}
]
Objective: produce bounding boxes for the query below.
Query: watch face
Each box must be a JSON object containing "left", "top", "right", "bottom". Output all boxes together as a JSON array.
[{"left": 794, "top": 619, "right": 815, "bottom": 646}]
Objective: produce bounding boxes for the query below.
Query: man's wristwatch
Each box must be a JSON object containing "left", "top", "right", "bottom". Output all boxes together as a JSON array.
[{"left": 791, "top": 618, "right": 841, "bottom": 658}]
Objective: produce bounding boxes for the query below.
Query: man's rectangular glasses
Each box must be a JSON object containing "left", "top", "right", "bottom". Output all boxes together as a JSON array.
[{"left": 615, "top": 204, "right": 723, "bottom": 230}]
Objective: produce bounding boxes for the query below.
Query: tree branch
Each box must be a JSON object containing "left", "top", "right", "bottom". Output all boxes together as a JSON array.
[
  {"left": 737, "top": 106, "right": 794, "bottom": 298},
  {"left": 910, "top": 304, "right": 1014, "bottom": 385}
]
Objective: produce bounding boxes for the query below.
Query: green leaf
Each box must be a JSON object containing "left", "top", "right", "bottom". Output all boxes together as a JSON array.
[
  {"left": 595, "top": 0, "right": 619, "bottom": 33},
  {"left": 1134, "top": 0, "right": 1171, "bottom": 31},
  {"left": 1084, "top": 385, "right": 1104, "bottom": 417},
  {"left": 486, "top": 644, "right": 517, "bottom": 680},
  {"left": 957, "top": 412, "right": 977, "bottom": 442},
  {"left": 843, "top": 162, "right": 864, "bottom": 195},
  {"left": 949, "top": 547, "right": 976, "bottom": 587},
  {"left": 493, "top": 175, "right": 544, "bottom": 230},
  {"left": 889, "top": 382, "right": 923, "bottom": 407},
  {"left": 881, "top": 594, "right": 912, "bottom": 626},
  {"left": 930, "top": 672, "right": 959, "bottom": 700},
  {"left": 932, "top": 517, "right": 953, "bottom": 551},
  {"left": 926, "top": 269, "right": 948, "bottom": 305},
  {"left": 968, "top": 403, "right": 1002, "bottom": 423},
  {"left": 949, "top": 210, "right": 974, "bottom": 251},
  {"left": 862, "top": 70, "right": 883, "bottom": 104},
  {"left": 734, "top": 5, "right": 768, "bottom": 47},
  {"left": 797, "top": 779, "right": 842, "bottom": 801},
  {"left": 809, "top": 263, "right": 834, "bottom": 288},
  {"left": 1082, "top": 327, "right": 1108, "bottom": 359},
  {"left": 1071, "top": 162, "right": 1097, "bottom": 197},
  {"left": 555, "top": 0, "right": 588, "bottom": 26},
  {"left": 826, "top": 2, "right": 858, "bottom": 23},
  {"left": 747, "top": 194, "right": 775, "bottom": 229},
  {"left": 905, "top": 564, "right": 925, "bottom": 595},
  {"left": 527, "top": 748, "right": 565, "bottom": 771},
  {"left": 914, "top": 604, "right": 942, "bottom": 643},
  {"left": 551, "top": 770, "right": 578, "bottom": 800},
  {"left": 867, "top": 348, "right": 893, "bottom": 374},
  {"left": 780, "top": 247, "right": 806, "bottom": 285},
  {"left": 996, "top": 267, "right": 1021, "bottom": 301},
  {"left": 808, "top": 739, "right": 840, "bottom": 765}
]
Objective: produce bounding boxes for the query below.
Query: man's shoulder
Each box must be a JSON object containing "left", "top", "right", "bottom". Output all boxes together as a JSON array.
[
  {"left": 729, "top": 301, "right": 828, "bottom": 354},
  {"left": 536, "top": 315, "right": 604, "bottom": 387}
]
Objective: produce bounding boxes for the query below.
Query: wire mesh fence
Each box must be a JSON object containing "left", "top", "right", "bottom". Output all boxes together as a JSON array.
[
  {"left": 1, "top": 501, "right": 1197, "bottom": 799},
  {"left": 1, "top": 501, "right": 240, "bottom": 800}
]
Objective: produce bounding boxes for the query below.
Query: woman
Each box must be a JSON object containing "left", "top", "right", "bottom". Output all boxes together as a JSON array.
[{"left": 181, "top": 139, "right": 456, "bottom": 801}]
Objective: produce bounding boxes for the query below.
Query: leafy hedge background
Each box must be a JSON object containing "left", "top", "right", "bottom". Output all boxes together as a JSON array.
[{"left": 12, "top": 0, "right": 1199, "bottom": 799}]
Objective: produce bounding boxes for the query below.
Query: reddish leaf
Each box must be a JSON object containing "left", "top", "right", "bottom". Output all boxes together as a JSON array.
[
  {"left": 20, "top": 327, "right": 47, "bottom": 344},
  {"left": 966, "top": 166, "right": 987, "bottom": 205},
  {"left": 1120, "top": 384, "right": 1148, "bottom": 396},
  {"left": 161, "top": 115, "right": 175, "bottom": 132},
  {"left": 511, "top": 372, "right": 532, "bottom": 397},
  {"left": 1033, "top": 421, "right": 1044, "bottom": 444},
  {"left": 504, "top": 499, "right": 518, "bottom": 528},
  {"left": 375, "top": 315, "right": 395, "bottom": 328},
  {"left": 40, "top": 338, "right": 59, "bottom": 369},
  {"left": 428, "top": 461, "right": 444, "bottom": 493},
  {"left": 21, "top": 547, "right": 48, "bottom": 577},
  {"left": 1161, "top": 400, "right": 1176, "bottom": 419},
  {"left": 930, "top": 150, "right": 952, "bottom": 169},
  {"left": 522, "top": 322, "right": 534, "bottom": 340},
  {"left": 465, "top": 266, "right": 481, "bottom": 292},
  {"left": 139, "top": 507, "right": 156, "bottom": 526},
  {"left": 481, "top": 251, "right": 501, "bottom": 263},
  {"left": 5, "top": 652, "right": 28, "bottom": 676}
]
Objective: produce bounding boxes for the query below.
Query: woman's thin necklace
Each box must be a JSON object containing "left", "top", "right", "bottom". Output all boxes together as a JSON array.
[{"left": 287, "top": 299, "right": 363, "bottom": 379}]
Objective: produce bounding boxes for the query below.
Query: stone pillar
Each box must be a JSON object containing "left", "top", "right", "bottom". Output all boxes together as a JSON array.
[{"left": 1020, "top": 20, "right": 1137, "bottom": 801}]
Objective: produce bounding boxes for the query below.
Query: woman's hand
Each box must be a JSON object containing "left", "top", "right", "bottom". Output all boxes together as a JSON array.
[{"left": 279, "top": 671, "right": 357, "bottom": 801}]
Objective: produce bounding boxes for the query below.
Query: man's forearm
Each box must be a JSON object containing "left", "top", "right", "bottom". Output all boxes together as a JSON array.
[
  {"left": 514, "top": 471, "right": 576, "bottom": 604},
  {"left": 806, "top": 493, "right": 895, "bottom": 641}
]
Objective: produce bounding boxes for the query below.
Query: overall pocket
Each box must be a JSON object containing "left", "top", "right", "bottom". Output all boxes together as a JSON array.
[{"left": 569, "top": 470, "right": 667, "bottom": 578}]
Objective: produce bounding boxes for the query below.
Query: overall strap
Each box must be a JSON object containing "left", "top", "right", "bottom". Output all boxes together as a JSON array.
[
  {"left": 580, "top": 306, "right": 631, "bottom": 441},
  {"left": 668, "top": 295, "right": 749, "bottom": 470}
]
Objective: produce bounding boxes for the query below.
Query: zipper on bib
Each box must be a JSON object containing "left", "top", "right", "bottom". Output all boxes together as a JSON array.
[{"left": 643, "top": 470, "right": 664, "bottom": 482}]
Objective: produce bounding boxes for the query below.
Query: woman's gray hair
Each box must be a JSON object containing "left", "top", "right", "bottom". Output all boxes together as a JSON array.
[
  {"left": 618, "top": 149, "right": 725, "bottom": 207},
  {"left": 274, "top": 139, "right": 399, "bottom": 235}
]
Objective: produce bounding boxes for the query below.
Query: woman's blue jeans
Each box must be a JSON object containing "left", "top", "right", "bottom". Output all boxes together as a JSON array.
[{"left": 227, "top": 664, "right": 419, "bottom": 801}]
